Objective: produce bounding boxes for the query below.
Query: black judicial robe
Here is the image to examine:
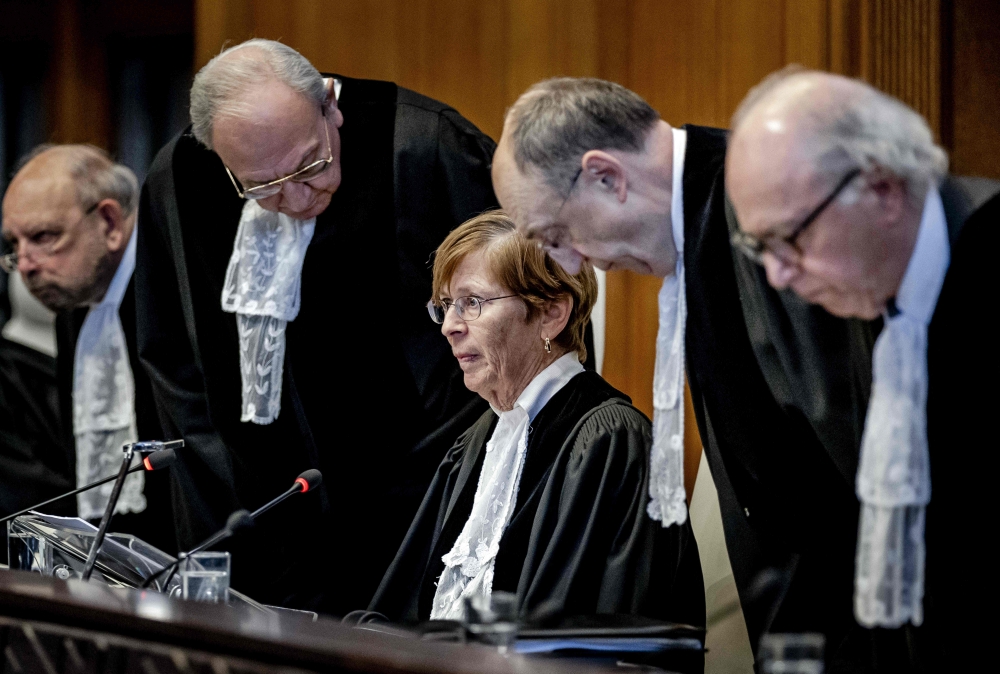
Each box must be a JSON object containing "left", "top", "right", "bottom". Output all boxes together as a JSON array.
[
  {"left": 136, "top": 75, "right": 497, "bottom": 613},
  {"left": 680, "top": 126, "right": 876, "bottom": 661},
  {"left": 881, "top": 179, "right": 999, "bottom": 672},
  {"left": 370, "top": 371, "right": 705, "bottom": 627},
  {"left": 54, "top": 277, "right": 174, "bottom": 553},
  {"left": 0, "top": 336, "right": 73, "bottom": 549}
]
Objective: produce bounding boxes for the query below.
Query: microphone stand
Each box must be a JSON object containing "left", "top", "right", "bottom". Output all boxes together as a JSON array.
[{"left": 81, "top": 444, "right": 135, "bottom": 581}]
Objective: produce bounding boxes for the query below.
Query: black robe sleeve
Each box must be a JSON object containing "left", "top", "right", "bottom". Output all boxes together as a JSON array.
[{"left": 518, "top": 401, "right": 704, "bottom": 627}]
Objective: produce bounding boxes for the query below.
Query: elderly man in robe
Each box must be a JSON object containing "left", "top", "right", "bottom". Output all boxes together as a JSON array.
[
  {"left": 137, "top": 39, "right": 498, "bottom": 613},
  {"left": 727, "top": 68, "right": 999, "bottom": 672},
  {"left": 1, "top": 145, "right": 171, "bottom": 550},
  {"left": 491, "top": 77, "right": 878, "bottom": 667}
]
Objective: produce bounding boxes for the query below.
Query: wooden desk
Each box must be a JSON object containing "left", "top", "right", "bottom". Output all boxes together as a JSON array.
[{"left": 0, "top": 570, "right": 615, "bottom": 673}]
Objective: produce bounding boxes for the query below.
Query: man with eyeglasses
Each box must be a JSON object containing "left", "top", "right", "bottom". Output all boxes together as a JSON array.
[
  {"left": 491, "top": 77, "right": 878, "bottom": 666},
  {"left": 728, "top": 68, "right": 999, "bottom": 671},
  {"left": 136, "top": 39, "right": 498, "bottom": 614},
  {"left": 0, "top": 144, "right": 173, "bottom": 552}
]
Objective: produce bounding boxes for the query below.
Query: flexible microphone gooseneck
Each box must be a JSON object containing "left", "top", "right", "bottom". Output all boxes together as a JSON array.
[
  {"left": 81, "top": 440, "right": 185, "bottom": 582},
  {"left": 141, "top": 469, "right": 323, "bottom": 593},
  {"left": 0, "top": 447, "right": 177, "bottom": 526},
  {"left": 250, "top": 469, "right": 323, "bottom": 520},
  {"left": 141, "top": 509, "right": 255, "bottom": 590}
]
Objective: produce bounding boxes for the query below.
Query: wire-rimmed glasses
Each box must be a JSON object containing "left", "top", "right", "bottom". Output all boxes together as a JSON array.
[
  {"left": 225, "top": 108, "right": 334, "bottom": 200},
  {"left": 426, "top": 295, "right": 519, "bottom": 324},
  {"left": 0, "top": 201, "right": 99, "bottom": 273}
]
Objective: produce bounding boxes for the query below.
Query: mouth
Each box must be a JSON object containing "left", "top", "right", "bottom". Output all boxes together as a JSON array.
[{"left": 454, "top": 352, "right": 480, "bottom": 366}]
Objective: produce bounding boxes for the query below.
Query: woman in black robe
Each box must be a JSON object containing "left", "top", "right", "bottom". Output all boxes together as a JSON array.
[{"left": 370, "top": 211, "right": 704, "bottom": 627}]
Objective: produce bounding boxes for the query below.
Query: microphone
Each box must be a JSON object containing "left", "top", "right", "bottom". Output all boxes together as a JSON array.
[
  {"left": 140, "top": 470, "right": 321, "bottom": 592},
  {"left": 0, "top": 446, "right": 177, "bottom": 526},
  {"left": 249, "top": 469, "right": 323, "bottom": 520},
  {"left": 142, "top": 509, "right": 255, "bottom": 590},
  {"left": 82, "top": 441, "right": 185, "bottom": 581}
]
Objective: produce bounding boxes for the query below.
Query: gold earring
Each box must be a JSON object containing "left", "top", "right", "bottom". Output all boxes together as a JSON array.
[{"left": 544, "top": 337, "right": 552, "bottom": 353}]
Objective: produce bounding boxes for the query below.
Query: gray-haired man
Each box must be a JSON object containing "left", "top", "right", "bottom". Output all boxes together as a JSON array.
[
  {"left": 492, "top": 78, "right": 878, "bottom": 665},
  {"left": 728, "top": 69, "right": 999, "bottom": 671},
  {"left": 136, "top": 39, "right": 498, "bottom": 613},
  {"left": 1, "top": 145, "right": 171, "bottom": 550}
]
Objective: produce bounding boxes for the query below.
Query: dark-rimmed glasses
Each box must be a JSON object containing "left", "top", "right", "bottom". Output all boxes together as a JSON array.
[
  {"left": 0, "top": 201, "right": 100, "bottom": 273},
  {"left": 225, "top": 108, "right": 334, "bottom": 200},
  {"left": 427, "top": 295, "right": 519, "bottom": 324},
  {"left": 731, "top": 168, "right": 862, "bottom": 265}
]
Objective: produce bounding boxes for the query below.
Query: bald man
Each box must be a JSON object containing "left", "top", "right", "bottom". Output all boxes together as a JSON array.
[
  {"left": 137, "top": 39, "right": 499, "bottom": 613},
  {"left": 728, "top": 68, "right": 1000, "bottom": 671},
  {"left": 1, "top": 145, "right": 172, "bottom": 551}
]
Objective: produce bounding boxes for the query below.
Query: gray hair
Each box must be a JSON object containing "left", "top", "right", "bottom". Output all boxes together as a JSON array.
[
  {"left": 504, "top": 77, "right": 660, "bottom": 195},
  {"left": 15, "top": 144, "right": 139, "bottom": 217},
  {"left": 190, "top": 39, "right": 326, "bottom": 149},
  {"left": 733, "top": 67, "right": 948, "bottom": 203}
]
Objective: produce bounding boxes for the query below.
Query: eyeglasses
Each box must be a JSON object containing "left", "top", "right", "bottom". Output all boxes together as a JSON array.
[
  {"left": 533, "top": 167, "right": 583, "bottom": 252},
  {"left": 731, "top": 168, "right": 862, "bottom": 266},
  {"left": 225, "top": 108, "right": 334, "bottom": 200},
  {"left": 0, "top": 201, "right": 99, "bottom": 273},
  {"left": 426, "top": 295, "right": 519, "bottom": 324}
]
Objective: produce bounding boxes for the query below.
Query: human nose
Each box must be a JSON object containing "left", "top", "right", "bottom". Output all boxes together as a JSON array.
[
  {"left": 278, "top": 181, "right": 314, "bottom": 211},
  {"left": 441, "top": 304, "right": 467, "bottom": 339},
  {"left": 762, "top": 252, "right": 798, "bottom": 290},
  {"left": 546, "top": 246, "right": 585, "bottom": 275},
  {"left": 16, "top": 247, "right": 41, "bottom": 275}
]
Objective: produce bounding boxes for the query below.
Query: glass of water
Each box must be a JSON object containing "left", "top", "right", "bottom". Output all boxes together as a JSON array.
[
  {"left": 179, "top": 551, "right": 230, "bottom": 604},
  {"left": 464, "top": 591, "right": 519, "bottom": 654},
  {"left": 759, "top": 633, "right": 825, "bottom": 674}
]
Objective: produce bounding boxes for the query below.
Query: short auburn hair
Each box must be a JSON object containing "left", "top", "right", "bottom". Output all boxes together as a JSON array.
[{"left": 431, "top": 210, "right": 597, "bottom": 361}]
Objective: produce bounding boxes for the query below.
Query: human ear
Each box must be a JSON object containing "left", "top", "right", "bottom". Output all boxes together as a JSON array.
[
  {"left": 867, "top": 170, "right": 907, "bottom": 227},
  {"left": 580, "top": 151, "right": 628, "bottom": 203},
  {"left": 540, "top": 293, "right": 573, "bottom": 344},
  {"left": 95, "top": 199, "right": 127, "bottom": 251}
]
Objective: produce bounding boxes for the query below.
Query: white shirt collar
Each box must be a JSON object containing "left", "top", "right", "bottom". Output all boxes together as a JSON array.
[
  {"left": 490, "top": 351, "right": 584, "bottom": 422},
  {"left": 670, "top": 127, "right": 687, "bottom": 256},
  {"left": 99, "top": 224, "right": 137, "bottom": 310},
  {"left": 894, "top": 186, "right": 950, "bottom": 324}
]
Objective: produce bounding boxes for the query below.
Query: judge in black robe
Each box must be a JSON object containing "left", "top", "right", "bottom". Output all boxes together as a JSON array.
[
  {"left": 136, "top": 67, "right": 498, "bottom": 613},
  {"left": 371, "top": 211, "right": 703, "bottom": 627},
  {"left": 725, "top": 68, "right": 1000, "bottom": 671},
  {"left": 373, "top": 372, "right": 705, "bottom": 625}
]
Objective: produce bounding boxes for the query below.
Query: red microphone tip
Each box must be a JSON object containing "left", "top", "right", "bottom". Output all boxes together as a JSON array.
[
  {"left": 295, "top": 477, "right": 310, "bottom": 493},
  {"left": 143, "top": 456, "right": 153, "bottom": 471}
]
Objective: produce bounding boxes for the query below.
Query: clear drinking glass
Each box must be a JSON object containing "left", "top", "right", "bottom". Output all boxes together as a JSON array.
[
  {"left": 759, "top": 633, "right": 825, "bottom": 674},
  {"left": 464, "top": 591, "right": 519, "bottom": 654},
  {"left": 179, "top": 551, "right": 230, "bottom": 603}
]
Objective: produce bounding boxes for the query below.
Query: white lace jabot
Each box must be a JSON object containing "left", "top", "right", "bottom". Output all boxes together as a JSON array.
[
  {"left": 221, "top": 201, "right": 315, "bottom": 424},
  {"left": 854, "top": 185, "right": 949, "bottom": 628},
  {"left": 73, "top": 226, "right": 144, "bottom": 520},
  {"left": 431, "top": 352, "right": 585, "bottom": 620},
  {"left": 648, "top": 127, "right": 689, "bottom": 528}
]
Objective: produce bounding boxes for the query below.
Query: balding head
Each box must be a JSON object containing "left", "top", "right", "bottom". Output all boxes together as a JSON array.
[
  {"left": 726, "top": 68, "right": 947, "bottom": 319},
  {"left": 2, "top": 145, "right": 137, "bottom": 311}
]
